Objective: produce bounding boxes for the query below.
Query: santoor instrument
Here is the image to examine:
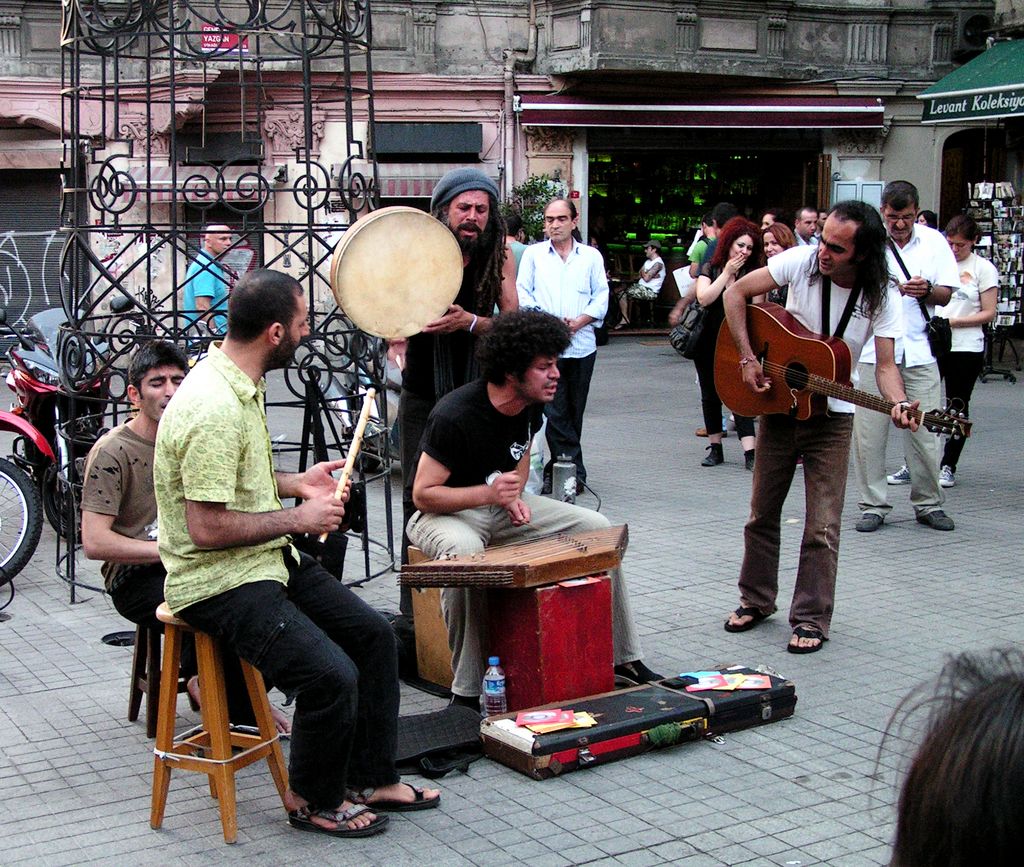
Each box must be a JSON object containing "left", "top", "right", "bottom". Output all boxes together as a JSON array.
[
  {"left": 400, "top": 525, "right": 629, "bottom": 588},
  {"left": 329, "top": 205, "right": 463, "bottom": 339},
  {"left": 319, "top": 387, "right": 376, "bottom": 542}
]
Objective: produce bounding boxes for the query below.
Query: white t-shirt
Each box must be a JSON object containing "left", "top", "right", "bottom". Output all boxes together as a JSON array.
[
  {"left": 767, "top": 246, "right": 902, "bottom": 413},
  {"left": 640, "top": 255, "right": 666, "bottom": 291},
  {"left": 935, "top": 252, "right": 998, "bottom": 353},
  {"left": 861, "top": 224, "right": 961, "bottom": 366}
]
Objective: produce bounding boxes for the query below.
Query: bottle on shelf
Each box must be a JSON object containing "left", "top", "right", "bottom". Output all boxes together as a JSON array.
[{"left": 482, "top": 656, "right": 507, "bottom": 716}]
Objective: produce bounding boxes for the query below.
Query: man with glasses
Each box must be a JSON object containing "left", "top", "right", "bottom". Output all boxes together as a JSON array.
[
  {"left": 853, "top": 180, "right": 959, "bottom": 533},
  {"left": 517, "top": 197, "right": 609, "bottom": 492}
]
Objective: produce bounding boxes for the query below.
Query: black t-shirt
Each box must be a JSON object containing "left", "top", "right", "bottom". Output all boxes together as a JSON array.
[{"left": 418, "top": 379, "right": 543, "bottom": 488}]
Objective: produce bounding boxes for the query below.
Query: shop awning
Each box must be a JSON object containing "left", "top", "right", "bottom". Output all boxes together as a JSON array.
[
  {"left": 518, "top": 95, "right": 885, "bottom": 129},
  {"left": 918, "top": 40, "right": 1024, "bottom": 123},
  {"left": 118, "top": 164, "right": 268, "bottom": 204}
]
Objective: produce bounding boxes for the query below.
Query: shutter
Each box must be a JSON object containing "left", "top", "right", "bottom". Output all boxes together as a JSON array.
[{"left": 0, "top": 170, "right": 63, "bottom": 328}]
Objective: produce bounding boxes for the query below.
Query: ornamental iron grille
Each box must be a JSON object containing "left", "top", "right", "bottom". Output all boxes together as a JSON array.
[{"left": 57, "top": 0, "right": 391, "bottom": 600}]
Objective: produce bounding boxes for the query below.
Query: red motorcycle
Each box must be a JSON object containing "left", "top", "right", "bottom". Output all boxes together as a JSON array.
[{"left": 0, "top": 305, "right": 109, "bottom": 596}]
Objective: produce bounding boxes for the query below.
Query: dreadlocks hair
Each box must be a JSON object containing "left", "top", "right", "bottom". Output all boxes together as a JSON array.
[
  {"left": 477, "top": 309, "right": 570, "bottom": 385},
  {"left": 432, "top": 194, "right": 508, "bottom": 318}
]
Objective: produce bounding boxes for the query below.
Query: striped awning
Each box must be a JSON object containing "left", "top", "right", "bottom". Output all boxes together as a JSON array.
[
  {"left": 376, "top": 163, "right": 500, "bottom": 198},
  {"left": 519, "top": 95, "right": 885, "bottom": 129}
]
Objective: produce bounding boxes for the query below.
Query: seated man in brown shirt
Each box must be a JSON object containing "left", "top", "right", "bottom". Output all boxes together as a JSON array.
[{"left": 81, "top": 339, "right": 289, "bottom": 731}]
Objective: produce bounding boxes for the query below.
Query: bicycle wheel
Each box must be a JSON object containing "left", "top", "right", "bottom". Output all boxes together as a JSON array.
[{"left": 0, "top": 456, "right": 44, "bottom": 583}]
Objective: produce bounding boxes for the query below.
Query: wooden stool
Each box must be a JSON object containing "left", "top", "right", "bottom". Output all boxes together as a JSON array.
[
  {"left": 128, "top": 621, "right": 188, "bottom": 738},
  {"left": 150, "top": 603, "right": 289, "bottom": 844}
]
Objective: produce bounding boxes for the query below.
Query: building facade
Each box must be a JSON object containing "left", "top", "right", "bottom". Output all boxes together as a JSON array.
[{"left": 0, "top": 0, "right": 1013, "bottom": 321}]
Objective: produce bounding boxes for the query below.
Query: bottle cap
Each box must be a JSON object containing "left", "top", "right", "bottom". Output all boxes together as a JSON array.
[{"left": 488, "top": 656, "right": 500, "bottom": 666}]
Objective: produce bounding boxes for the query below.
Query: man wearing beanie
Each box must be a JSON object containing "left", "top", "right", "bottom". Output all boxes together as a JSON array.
[{"left": 397, "top": 167, "right": 518, "bottom": 602}]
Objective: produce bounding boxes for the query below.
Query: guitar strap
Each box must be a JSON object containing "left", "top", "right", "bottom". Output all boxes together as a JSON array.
[
  {"left": 888, "top": 238, "right": 933, "bottom": 324},
  {"left": 820, "top": 277, "right": 861, "bottom": 340}
]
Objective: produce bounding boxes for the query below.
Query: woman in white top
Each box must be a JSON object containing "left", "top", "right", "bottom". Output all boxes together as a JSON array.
[
  {"left": 935, "top": 214, "right": 998, "bottom": 487},
  {"left": 615, "top": 240, "right": 665, "bottom": 328}
]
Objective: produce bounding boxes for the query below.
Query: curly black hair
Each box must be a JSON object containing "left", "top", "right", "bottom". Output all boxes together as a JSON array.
[{"left": 477, "top": 309, "right": 570, "bottom": 384}]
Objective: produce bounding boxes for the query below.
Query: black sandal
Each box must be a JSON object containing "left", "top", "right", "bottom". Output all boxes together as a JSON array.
[
  {"left": 288, "top": 803, "right": 389, "bottom": 837},
  {"left": 787, "top": 625, "right": 827, "bottom": 654},
  {"left": 350, "top": 783, "right": 441, "bottom": 812},
  {"left": 724, "top": 605, "right": 775, "bottom": 633}
]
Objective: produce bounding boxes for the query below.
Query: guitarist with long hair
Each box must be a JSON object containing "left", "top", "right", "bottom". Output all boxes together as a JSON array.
[{"left": 719, "top": 201, "right": 916, "bottom": 654}]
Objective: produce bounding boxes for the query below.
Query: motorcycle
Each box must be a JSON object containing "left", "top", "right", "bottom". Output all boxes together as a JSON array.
[{"left": 0, "top": 305, "right": 109, "bottom": 544}]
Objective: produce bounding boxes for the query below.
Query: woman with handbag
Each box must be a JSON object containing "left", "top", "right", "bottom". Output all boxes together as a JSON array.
[
  {"left": 692, "top": 217, "right": 762, "bottom": 469},
  {"left": 932, "top": 214, "right": 997, "bottom": 487}
]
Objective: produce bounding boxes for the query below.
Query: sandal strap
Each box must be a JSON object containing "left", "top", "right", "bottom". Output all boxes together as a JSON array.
[
  {"left": 791, "top": 625, "right": 824, "bottom": 640},
  {"left": 309, "top": 802, "right": 372, "bottom": 824}
]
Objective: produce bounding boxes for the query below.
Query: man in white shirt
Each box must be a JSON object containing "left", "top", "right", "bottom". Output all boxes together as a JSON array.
[
  {"left": 720, "top": 200, "right": 914, "bottom": 653},
  {"left": 795, "top": 207, "right": 820, "bottom": 247},
  {"left": 853, "top": 180, "right": 959, "bottom": 533},
  {"left": 517, "top": 197, "right": 609, "bottom": 491}
]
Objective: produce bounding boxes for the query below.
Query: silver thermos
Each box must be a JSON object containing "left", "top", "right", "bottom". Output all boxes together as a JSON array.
[{"left": 552, "top": 453, "right": 577, "bottom": 503}]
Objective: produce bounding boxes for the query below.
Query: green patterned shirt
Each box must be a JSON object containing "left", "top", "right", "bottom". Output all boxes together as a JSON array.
[{"left": 155, "top": 344, "right": 293, "bottom": 613}]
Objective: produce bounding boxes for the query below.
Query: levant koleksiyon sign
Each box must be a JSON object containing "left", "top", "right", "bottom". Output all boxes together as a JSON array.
[{"left": 921, "top": 87, "right": 1024, "bottom": 123}]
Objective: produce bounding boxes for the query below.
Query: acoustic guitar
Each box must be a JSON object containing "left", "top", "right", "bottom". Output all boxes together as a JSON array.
[{"left": 714, "top": 302, "right": 972, "bottom": 439}]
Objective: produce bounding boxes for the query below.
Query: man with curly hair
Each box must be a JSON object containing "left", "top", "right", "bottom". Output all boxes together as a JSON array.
[{"left": 407, "top": 309, "right": 659, "bottom": 709}]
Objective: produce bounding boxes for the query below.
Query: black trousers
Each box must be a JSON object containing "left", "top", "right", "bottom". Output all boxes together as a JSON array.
[
  {"left": 545, "top": 352, "right": 597, "bottom": 484},
  {"left": 938, "top": 350, "right": 983, "bottom": 471},
  {"left": 179, "top": 553, "right": 400, "bottom": 808}
]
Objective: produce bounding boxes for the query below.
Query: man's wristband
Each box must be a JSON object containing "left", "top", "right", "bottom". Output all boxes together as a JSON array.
[
  {"left": 739, "top": 355, "right": 758, "bottom": 368},
  {"left": 468, "top": 314, "right": 478, "bottom": 333},
  {"left": 923, "top": 280, "right": 933, "bottom": 299}
]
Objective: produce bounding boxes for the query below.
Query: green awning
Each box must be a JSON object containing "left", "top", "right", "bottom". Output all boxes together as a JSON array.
[{"left": 917, "top": 40, "right": 1024, "bottom": 123}]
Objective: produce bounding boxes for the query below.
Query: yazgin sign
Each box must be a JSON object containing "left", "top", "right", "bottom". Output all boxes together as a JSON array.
[{"left": 921, "top": 87, "right": 1024, "bottom": 123}]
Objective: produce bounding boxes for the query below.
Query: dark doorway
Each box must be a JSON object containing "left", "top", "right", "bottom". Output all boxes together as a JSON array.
[
  {"left": 939, "top": 128, "right": 1007, "bottom": 228},
  {"left": 588, "top": 145, "right": 820, "bottom": 245}
]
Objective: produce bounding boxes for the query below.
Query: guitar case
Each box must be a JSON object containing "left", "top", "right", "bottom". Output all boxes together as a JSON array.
[
  {"left": 480, "top": 668, "right": 798, "bottom": 780},
  {"left": 658, "top": 667, "right": 798, "bottom": 735},
  {"left": 481, "top": 684, "right": 708, "bottom": 780}
]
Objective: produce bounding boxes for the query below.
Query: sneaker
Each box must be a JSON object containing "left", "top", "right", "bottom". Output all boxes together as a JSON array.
[
  {"left": 916, "top": 509, "right": 955, "bottom": 531},
  {"left": 855, "top": 513, "right": 884, "bottom": 533},
  {"left": 886, "top": 465, "right": 911, "bottom": 485},
  {"left": 939, "top": 465, "right": 956, "bottom": 488}
]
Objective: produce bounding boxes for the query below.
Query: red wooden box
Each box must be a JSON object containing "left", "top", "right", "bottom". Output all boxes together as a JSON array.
[{"left": 488, "top": 575, "right": 614, "bottom": 711}]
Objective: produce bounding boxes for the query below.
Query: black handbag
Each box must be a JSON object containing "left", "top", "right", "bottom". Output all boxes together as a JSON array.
[
  {"left": 668, "top": 300, "right": 706, "bottom": 359},
  {"left": 923, "top": 313, "right": 952, "bottom": 359}
]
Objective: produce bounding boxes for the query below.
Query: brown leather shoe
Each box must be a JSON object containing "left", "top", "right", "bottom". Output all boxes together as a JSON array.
[{"left": 695, "top": 427, "right": 727, "bottom": 438}]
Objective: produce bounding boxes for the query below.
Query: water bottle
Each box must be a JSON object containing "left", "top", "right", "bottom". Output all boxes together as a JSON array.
[
  {"left": 482, "top": 656, "right": 507, "bottom": 716},
  {"left": 552, "top": 453, "right": 577, "bottom": 503}
]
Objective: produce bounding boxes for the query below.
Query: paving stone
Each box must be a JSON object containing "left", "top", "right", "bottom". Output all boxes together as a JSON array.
[{"left": 2, "top": 338, "right": 1021, "bottom": 863}]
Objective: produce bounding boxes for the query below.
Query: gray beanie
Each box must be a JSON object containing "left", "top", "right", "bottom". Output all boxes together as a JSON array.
[{"left": 430, "top": 167, "right": 499, "bottom": 211}]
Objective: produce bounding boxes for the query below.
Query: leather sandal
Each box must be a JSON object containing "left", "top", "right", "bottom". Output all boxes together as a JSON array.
[
  {"left": 787, "top": 625, "right": 827, "bottom": 654},
  {"left": 288, "top": 803, "right": 389, "bottom": 837},
  {"left": 724, "top": 605, "right": 776, "bottom": 633},
  {"left": 350, "top": 783, "right": 441, "bottom": 812}
]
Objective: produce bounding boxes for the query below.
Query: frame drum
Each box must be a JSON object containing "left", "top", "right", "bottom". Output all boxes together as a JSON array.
[{"left": 330, "top": 206, "right": 463, "bottom": 339}]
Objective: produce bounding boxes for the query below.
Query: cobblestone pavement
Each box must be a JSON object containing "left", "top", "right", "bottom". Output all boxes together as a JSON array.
[{"left": 2, "top": 336, "right": 1022, "bottom": 866}]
